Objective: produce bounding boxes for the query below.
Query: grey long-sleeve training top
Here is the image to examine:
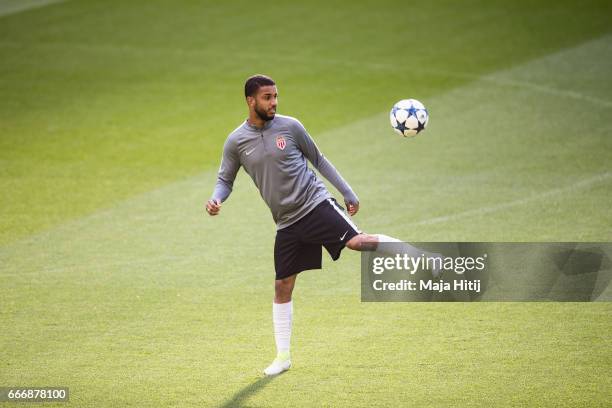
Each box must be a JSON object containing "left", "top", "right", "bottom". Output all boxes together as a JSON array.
[{"left": 211, "top": 114, "right": 358, "bottom": 230}]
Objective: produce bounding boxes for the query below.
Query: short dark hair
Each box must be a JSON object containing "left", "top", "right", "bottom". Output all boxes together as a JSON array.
[{"left": 244, "top": 74, "right": 275, "bottom": 98}]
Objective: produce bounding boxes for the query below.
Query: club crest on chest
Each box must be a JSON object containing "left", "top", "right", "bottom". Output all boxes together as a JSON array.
[{"left": 276, "top": 135, "right": 286, "bottom": 150}]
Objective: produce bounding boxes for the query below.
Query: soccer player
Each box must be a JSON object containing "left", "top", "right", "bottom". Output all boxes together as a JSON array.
[{"left": 207, "top": 75, "right": 439, "bottom": 376}]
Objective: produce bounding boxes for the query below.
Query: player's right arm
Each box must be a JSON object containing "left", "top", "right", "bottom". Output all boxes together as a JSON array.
[{"left": 207, "top": 136, "right": 240, "bottom": 216}]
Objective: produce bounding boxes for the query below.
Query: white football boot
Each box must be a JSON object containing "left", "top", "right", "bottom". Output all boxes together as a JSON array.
[{"left": 263, "top": 353, "right": 291, "bottom": 376}]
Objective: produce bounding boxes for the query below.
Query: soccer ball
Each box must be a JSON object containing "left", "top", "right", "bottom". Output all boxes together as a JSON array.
[{"left": 389, "top": 99, "right": 429, "bottom": 137}]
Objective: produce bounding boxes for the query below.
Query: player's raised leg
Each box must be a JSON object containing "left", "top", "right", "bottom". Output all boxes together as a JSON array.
[
  {"left": 346, "top": 233, "right": 443, "bottom": 277},
  {"left": 264, "top": 274, "right": 296, "bottom": 376}
]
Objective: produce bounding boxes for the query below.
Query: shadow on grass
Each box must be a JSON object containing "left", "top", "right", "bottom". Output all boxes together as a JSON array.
[{"left": 219, "top": 375, "right": 277, "bottom": 408}]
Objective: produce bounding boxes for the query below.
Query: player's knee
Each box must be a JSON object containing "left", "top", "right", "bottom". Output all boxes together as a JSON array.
[
  {"left": 346, "top": 236, "right": 361, "bottom": 251},
  {"left": 346, "top": 233, "right": 378, "bottom": 251},
  {"left": 274, "top": 276, "right": 295, "bottom": 302},
  {"left": 274, "top": 279, "right": 292, "bottom": 293}
]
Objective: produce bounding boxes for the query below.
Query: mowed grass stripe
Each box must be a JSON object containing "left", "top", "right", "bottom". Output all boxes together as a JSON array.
[{"left": 409, "top": 172, "right": 611, "bottom": 227}]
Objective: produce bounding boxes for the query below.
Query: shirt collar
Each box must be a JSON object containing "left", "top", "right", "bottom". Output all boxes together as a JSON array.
[{"left": 244, "top": 117, "right": 275, "bottom": 131}]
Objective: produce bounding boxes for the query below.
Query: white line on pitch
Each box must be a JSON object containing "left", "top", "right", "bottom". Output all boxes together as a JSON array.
[
  {"left": 410, "top": 172, "right": 612, "bottom": 226},
  {"left": 0, "top": 0, "right": 65, "bottom": 18}
]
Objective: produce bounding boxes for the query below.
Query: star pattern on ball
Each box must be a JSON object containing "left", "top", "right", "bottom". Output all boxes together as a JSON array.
[{"left": 390, "top": 99, "right": 428, "bottom": 137}]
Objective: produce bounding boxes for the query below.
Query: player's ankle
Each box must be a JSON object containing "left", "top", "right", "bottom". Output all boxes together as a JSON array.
[{"left": 276, "top": 351, "right": 290, "bottom": 361}]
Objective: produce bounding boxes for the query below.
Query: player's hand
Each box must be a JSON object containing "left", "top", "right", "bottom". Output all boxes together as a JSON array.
[
  {"left": 206, "top": 199, "right": 221, "bottom": 216},
  {"left": 346, "top": 201, "right": 359, "bottom": 216}
]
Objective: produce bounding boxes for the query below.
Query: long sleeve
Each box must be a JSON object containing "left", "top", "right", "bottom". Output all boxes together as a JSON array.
[
  {"left": 211, "top": 137, "right": 240, "bottom": 203},
  {"left": 293, "top": 120, "right": 359, "bottom": 205}
]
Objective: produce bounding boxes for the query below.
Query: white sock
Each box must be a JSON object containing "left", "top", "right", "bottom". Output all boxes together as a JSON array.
[
  {"left": 375, "top": 234, "right": 443, "bottom": 277},
  {"left": 375, "top": 234, "right": 426, "bottom": 257},
  {"left": 272, "top": 300, "right": 293, "bottom": 358}
]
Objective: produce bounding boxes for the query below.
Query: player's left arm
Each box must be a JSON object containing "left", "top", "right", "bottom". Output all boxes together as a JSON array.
[{"left": 293, "top": 119, "right": 360, "bottom": 215}]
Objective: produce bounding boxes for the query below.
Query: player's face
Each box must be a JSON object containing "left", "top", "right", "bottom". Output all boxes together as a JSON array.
[{"left": 253, "top": 85, "right": 278, "bottom": 121}]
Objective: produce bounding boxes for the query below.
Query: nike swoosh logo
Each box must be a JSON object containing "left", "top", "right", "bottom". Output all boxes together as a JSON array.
[
  {"left": 339, "top": 230, "right": 348, "bottom": 241},
  {"left": 245, "top": 147, "right": 256, "bottom": 156}
]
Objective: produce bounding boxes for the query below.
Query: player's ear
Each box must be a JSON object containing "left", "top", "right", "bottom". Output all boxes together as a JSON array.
[{"left": 246, "top": 95, "right": 255, "bottom": 108}]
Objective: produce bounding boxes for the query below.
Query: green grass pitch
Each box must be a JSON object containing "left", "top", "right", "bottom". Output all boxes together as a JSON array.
[{"left": 1, "top": 0, "right": 611, "bottom": 406}]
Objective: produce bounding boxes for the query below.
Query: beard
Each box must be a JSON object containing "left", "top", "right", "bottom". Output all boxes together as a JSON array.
[{"left": 254, "top": 103, "right": 275, "bottom": 122}]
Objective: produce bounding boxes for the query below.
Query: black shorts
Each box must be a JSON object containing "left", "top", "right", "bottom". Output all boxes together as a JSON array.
[{"left": 274, "top": 198, "right": 361, "bottom": 280}]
